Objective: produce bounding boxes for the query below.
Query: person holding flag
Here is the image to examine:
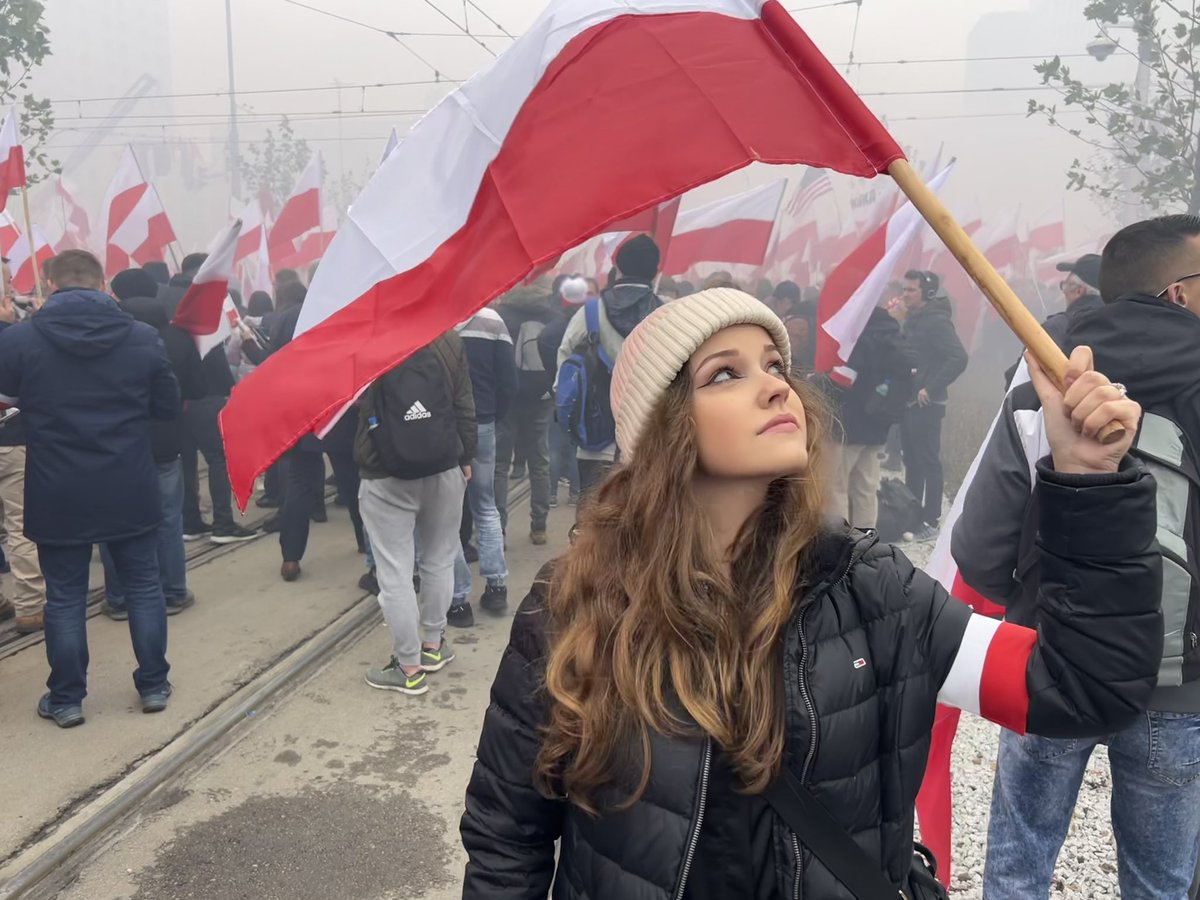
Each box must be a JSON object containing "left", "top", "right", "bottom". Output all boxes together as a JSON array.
[{"left": 461, "top": 288, "right": 1161, "bottom": 899}]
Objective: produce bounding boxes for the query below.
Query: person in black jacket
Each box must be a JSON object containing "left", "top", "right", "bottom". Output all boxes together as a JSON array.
[
  {"left": 897, "top": 269, "right": 968, "bottom": 539},
  {"left": 461, "top": 288, "right": 1161, "bottom": 900},
  {"left": 953, "top": 215, "right": 1200, "bottom": 899},
  {"left": 98, "top": 268, "right": 207, "bottom": 619},
  {"left": 827, "top": 305, "right": 915, "bottom": 528},
  {"left": 0, "top": 251, "right": 180, "bottom": 727},
  {"left": 161, "top": 253, "right": 256, "bottom": 546}
]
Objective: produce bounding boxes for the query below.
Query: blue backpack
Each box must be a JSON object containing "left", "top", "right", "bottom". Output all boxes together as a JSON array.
[{"left": 555, "top": 299, "right": 615, "bottom": 452}]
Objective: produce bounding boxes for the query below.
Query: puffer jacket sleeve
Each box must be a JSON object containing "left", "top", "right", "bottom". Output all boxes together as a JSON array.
[
  {"left": 928, "top": 457, "right": 1162, "bottom": 737},
  {"left": 462, "top": 564, "right": 564, "bottom": 899}
]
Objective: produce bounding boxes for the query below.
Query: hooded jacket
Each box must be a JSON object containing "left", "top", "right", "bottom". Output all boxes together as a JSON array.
[
  {"left": 954, "top": 292, "right": 1200, "bottom": 713},
  {"left": 119, "top": 294, "right": 207, "bottom": 463},
  {"left": 498, "top": 288, "right": 557, "bottom": 403},
  {"left": 902, "top": 295, "right": 967, "bottom": 403},
  {"left": 0, "top": 289, "right": 180, "bottom": 545},
  {"left": 831, "top": 307, "right": 916, "bottom": 446},
  {"left": 462, "top": 460, "right": 1162, "bottom": 899}
]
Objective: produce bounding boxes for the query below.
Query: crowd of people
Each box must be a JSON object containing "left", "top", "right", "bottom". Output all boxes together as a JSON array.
[{"left": 1, "top": 211, "right": 1198, "bottom": 897}]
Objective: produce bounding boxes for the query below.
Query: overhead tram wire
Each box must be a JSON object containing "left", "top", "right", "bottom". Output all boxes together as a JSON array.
[{"left": 419, "top": 0, "right": 497, "bottom": 57}]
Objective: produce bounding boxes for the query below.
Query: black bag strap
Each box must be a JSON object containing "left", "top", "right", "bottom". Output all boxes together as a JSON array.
[{"left": 765, "top": 769, "right": 901, "bottom": 900}]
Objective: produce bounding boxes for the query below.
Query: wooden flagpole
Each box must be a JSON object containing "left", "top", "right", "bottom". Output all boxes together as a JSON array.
[
  {"left": 887, "top": 158, "right": 1124, "bottom": 444},
  {"left": 18, "top": 183, "right": 43, "bottom": 302}
]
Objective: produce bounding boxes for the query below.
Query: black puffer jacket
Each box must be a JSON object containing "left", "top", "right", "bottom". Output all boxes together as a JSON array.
[
  {"left": 462, "top": 461, "right": 1162, "bottom": 899},
  {"left": 902, "top": 295, "right": 967, "bottom": 403}
]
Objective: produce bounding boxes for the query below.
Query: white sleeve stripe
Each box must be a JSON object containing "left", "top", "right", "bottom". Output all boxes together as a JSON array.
[{"left": 936, "top": 613, "right": 1001, "bottom": 715}]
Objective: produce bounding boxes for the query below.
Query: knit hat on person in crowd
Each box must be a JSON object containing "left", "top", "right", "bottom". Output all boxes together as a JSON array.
[
  {"left": 614, "top": 234, "right": 661, "bottom": 282},
  {"left": 111, "top": 268, "right": 161, "bottom": 301},
  {"left": 560, "top": 276, "right": 589, "bottom": 304},
  {"left": 141, "top": 261, "right": 170, "bottom": 285},
  {"left": 610, "top": 288, "right": 792, "bottom": 459}
]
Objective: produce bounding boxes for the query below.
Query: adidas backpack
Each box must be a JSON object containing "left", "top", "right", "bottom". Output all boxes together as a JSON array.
[
  {"left": 364, "top": 345, "right": 461, "bottom": 479},
  {"left": 555, "top": 299, "right": 616, "bottom": 452}
]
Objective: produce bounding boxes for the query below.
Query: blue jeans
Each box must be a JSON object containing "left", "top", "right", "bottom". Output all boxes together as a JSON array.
[
  {"left": 101, "top": 460, "right": 187, "bottom": 608},
  {"left": 550, "top": 422, "right": 579, "bottom": 497},
  {"left": 985, "top": 716, "right": 1200, "bottom": 899},
  {"left": 453, "top": 422, "right": 506, "bottom": 602},
  {"left": 39, "top": 532, "right": 169, "bottom": 706}
]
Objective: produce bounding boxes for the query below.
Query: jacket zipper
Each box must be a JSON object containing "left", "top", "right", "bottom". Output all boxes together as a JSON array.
[
  {"left": 673, "top": 737, "right": 713, "bottom": 900},
  {"left": 790, "top": 541, "right": 863, "bottom": 900}
]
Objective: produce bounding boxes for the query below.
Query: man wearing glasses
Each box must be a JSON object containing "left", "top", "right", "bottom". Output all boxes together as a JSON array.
[{"left": 955, "top": 214, "right": 1200, "bottom": 899}]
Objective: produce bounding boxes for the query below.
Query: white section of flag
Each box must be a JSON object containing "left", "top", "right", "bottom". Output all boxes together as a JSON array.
[{"left": 671, "top": 178, "right": 786, "bottom": 233}]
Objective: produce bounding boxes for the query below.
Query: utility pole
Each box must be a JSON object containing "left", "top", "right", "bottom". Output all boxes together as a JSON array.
[{"left": 225, "top": 0, "right": 242, "bottom": 203}]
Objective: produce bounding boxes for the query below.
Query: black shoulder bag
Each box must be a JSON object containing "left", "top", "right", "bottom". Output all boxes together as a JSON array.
[{"left": 765, "top": 769, "right": 949, "bottom": 900}]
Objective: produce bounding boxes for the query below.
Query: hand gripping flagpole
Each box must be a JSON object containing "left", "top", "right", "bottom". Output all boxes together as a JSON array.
[{"left": 887, "top": 158, "right": 1124, "bottom": 444}]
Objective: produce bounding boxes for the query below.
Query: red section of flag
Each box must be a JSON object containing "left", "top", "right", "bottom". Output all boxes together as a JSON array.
[
  {"left": 916, "top": 704, "right": 960, "bottom": 888},
  {"left": 0, "top": 144, "right": 24, "bottom": 198},
  {"left": 220, "top": 2, "right": 905, "bottom": 504},
  {"left": 132, "top": 210, "right": 177, "bottom": 265},
  {"left": 269, "top": 187, "right": 321, "bottom": 252},
  {"left": 664, "top": 217, "right": 777, "bottom": 274}
]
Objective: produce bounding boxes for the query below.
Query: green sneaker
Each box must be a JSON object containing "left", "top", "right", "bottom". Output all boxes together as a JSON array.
[
  {"left": 365, "top": 657, "right": 428, "bottom": 695},
  {"left": 420, "top": 639, "right": 455, "bottom": 672}
]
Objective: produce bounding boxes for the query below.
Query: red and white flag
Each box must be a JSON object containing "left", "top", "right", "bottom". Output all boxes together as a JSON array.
[
  {"left": 0, "top": 106, "right": 25, "bottom": 197},
  {"left": 46, "top": 175, "right": 93, "bottom": 253},
  {"left": 977, "top": 207, "right": 1025, "bottom": 276},
  {"left": 221, "top": 0, "right": 905, "bottom": 505},
  {"left": 814, "top": 161, "right": 955, "bottom": 385},
  {"left": 273, "top": 203, "right": 338, "bottom": 275},
  {"left": 173, "top": 221, "right": 242, "bottom": 357},
  {"left": 663, "top": 179, "right": 786, "bottom": 275},
  {"left": 268, "top": 152, "right": 323, "bottom": 253},
  {"left": 8, "top": 225, "right": 52, "bottom": 294},
  {"left": 102, "top": 146, "right": 177, "bottom": 274},
  {"left": 0, "top": 210, "right": 18, "bottom": 257},
  {"left": 234, "top": 197, "right": 266, "bottom": 265}
]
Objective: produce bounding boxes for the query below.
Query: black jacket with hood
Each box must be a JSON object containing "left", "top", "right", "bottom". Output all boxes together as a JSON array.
[
  {"left": 462, "top": 461, "right": 1163, "bottom": 899},
  {"left": 902, "top": 295, "right": 967, "bottom": 403},
  {"left": 954, "top": 292, "right": 1199, "bottom": 712},
  {"left": 119, "top": 294, "right": 207, "bottom": 463},
  {"left": 831, "top": 307, "right": 916, "bottom": 446},
  {"left": 0, "top": 289, "right": 180, "bottom": 545}
]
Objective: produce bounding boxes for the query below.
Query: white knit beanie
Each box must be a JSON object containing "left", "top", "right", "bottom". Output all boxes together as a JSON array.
[{"left": 611, "top": 288, "right": 792, "bottom": 459}]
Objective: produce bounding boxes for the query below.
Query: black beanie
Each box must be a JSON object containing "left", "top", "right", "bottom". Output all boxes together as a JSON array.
[
  {"left": 111, "top": 268, "right": 161, "bottom": 302},
  {"left": 142, "top": 260, "right": 170, "bottom": 285},
  {"left": 615, "top": 234, "right": 661, "bottom": 281}
]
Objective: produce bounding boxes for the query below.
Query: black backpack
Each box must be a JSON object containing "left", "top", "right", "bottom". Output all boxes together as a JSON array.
[
  {"left": 875, "top": 477, "right": 924, "bottom": 543},
  {"left": 364, "top": 346, "right": 460, "bottom": 479}
]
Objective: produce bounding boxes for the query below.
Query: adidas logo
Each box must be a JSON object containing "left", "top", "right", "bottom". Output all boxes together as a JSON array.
[{"left": 404, "top": 401, "right": 432, "bottom": 421}]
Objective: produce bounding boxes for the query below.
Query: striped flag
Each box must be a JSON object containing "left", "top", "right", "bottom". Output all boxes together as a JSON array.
[
  {"left": 220, "top": 0, "right": 906, "bottom": 505},
  {"left": 173, "top": 221, "right": 242, "bottom": 356},
  {"left": 787, "top": 166, "right": 832, "bottom": 218},
  {"left": 0, "top": 106, "right": 25, "bottom": 198}
]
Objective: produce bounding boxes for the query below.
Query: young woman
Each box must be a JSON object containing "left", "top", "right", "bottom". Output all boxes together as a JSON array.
[{"left": 461, "top": 289, "right": 1162, "bottom": 899}]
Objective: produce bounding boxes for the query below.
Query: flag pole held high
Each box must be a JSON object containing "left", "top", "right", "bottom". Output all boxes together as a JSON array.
[
  {"left": 218, "top": 0, "right": 1088, "bottom": 506},
  {"left": 886, "top": 159, "right": 1123, "bottom": 443}
]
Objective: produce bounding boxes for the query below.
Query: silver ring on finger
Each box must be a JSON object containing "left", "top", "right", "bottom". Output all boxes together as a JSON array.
[{"left": 1112, "top": 382, "right": 1128, "bottom": 398}]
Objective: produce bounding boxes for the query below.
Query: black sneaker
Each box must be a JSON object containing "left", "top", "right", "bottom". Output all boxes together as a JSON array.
[
  {"left": 102, "top": 602, "right": 128, "bottom": 621},
  {"left": 358, "top": 568, "right": 380, "bottom": 595},
  {"left": 141, "top": 683, "right": 173, "bottom": 713},
  {"left": 211, "top": 524, "right": 258, "bottom": 545},
  {"left": 481, "top": 583, "right": 508, "bottom": 615},
  {"left": 447, "top": 602, "right": 475, "bottom": 628},
  {"left": 37, "top": 693, "right": 84, "bottom": 728},
  {"left": 182, "top": 522, "right": 212, "bottom": 542}
]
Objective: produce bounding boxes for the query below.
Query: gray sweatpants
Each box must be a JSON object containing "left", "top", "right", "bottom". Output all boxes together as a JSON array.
[{"left": 359, "top": 469, "right": 466, "bottom": 667}]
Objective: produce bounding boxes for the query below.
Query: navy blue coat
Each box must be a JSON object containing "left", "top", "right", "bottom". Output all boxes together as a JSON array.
[{"left": 0, "top": 289, "right": 180, "bottom": 545}]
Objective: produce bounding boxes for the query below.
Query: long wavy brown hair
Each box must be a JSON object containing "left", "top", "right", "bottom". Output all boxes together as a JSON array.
[{"left": 536, "top": 369, "right": 831, "bottom": 813}]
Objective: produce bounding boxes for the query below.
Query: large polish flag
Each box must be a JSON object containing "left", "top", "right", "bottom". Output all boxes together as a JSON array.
[
  {"left": 220, "top": 0, "right": 906, "bottom": 505},
  {"left": 173, "top": 221, "right": 242, "bottom": 357},
  {"left": 268, "top": 152, "right": 323, "bottom": 253},
  {"left": 102, "top": 147, "right": 177, "bottom": 274},
  {"left": 814, "top": 161, "right": 954, "bottom": 385},
  {"left": 0, "top": 106, "right": 25, "bottom": 197},
  {"left": 8, "top": 225, "right": 53, "bottom": 294},
  {"left": 662, "top": 179, "right": 786, "bottom": 275}
]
